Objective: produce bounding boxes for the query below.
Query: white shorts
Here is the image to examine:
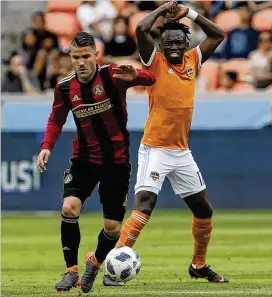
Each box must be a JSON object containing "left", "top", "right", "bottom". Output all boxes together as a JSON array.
[{"left": 135, "top": 144, "right": 206, "bottom": 198}]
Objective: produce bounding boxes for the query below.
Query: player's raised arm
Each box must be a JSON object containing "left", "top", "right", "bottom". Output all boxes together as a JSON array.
[
  {"left": 37, "top": 84, "right": 69, "bottom": 172},
  {"left": 135, "top": 1, "right": 177, "bottom": 64},
  {"left": 111, "top": 64, "right": 156, "bottom": 88},
  {"left": 168, "top": 4, "right": 225, "bottom": 63}
]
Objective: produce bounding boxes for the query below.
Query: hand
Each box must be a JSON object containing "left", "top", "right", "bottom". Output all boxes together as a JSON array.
[
  {"left": 112, "top": 65, "right": 138, "bottom": 82},
  {"left": 160, "top": 1, "right": 178, "bottom": 16},
  {"left": 166, "top": 4, "right": 189, "bottom": 21},
  {"left": 37, "top": 149, "right": 51, "bottom": 173}
]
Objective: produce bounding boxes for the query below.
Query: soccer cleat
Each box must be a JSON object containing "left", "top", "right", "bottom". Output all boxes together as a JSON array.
[
  {"left": 55, "top": 271, "right": 81, "bottom": 291},
  {"left": 103, "top": 274, "right": 124, "bottom": 286},
  {"left": 81, "top": 255, "right": 101, "bottom": 293},
  {"left": 189, "top": 264, "right": 229, "bottom": 283}
]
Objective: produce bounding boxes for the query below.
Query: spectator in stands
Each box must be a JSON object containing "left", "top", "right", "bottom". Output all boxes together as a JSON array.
[
  {"left": 20, "top": 28, "right": 39, "bottom": 70},
  {"left": 31, "top": 11, "right": 59, "bottom": 50},
  {"left": 218, "top": 71, "right": 254, "bottom": 92},
  {"left": 1, "top": 52, "right": 39, "bottom": 93},
  {"left": 223, "top": 5, "right": 259, "bottom": 59},
  {"left": 77, "top": 1, "right": 118, "bottom": 42},
  {"left": 103, "top": 16, "right": 138, "bottom": 64},
  {"left": 249, "top": 31, "right": 272, "bottom": 89},
  {"left": 33, "top": 36, "right": 59, "bottom": 91}
]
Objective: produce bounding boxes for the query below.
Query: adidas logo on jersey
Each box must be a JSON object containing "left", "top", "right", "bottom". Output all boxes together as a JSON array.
[
  {"left": 168, "top": 68, "right": 175, "bottom": 74},
  {"left": 72, "top": 95, "right": 81, "bottom": 102}
]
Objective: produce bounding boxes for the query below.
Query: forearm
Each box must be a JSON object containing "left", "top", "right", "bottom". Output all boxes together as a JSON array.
[
  {"left": 194, "top": 13, "right": 225, "bottom": 40},
  {"left": 137, "top": 6, "right": 166, "bottom": 32},
  {"left": 129, "top": 69, "right": 156, "bottom": 87}
]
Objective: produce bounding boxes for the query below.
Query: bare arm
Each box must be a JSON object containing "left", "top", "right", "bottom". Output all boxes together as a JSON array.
[
  {"left": 135, "top": 1, "right": 176, "bottom": 64},
  {"left": 18, "top": 67, "right": 38, "bottom": 93}
]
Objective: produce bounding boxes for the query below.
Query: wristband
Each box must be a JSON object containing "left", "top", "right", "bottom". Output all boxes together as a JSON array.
[{"left": 186, "top": 8, "right": 198, "bottom": 21}]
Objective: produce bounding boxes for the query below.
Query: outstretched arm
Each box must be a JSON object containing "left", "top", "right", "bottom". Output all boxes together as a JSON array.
[
  {"left": 111, "top": 64, "right": 156, "bottom": 88},
  {"left": 168, "top": 4, "right": 225, "bottom": 63},
  {"left": 136, "top": 1, "right": 177, "bottom": 64}
]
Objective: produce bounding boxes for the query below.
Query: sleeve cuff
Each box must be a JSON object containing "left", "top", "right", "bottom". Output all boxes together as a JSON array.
[
  {"left": 140, "top": 47, "right": 156, "bottom": 67},
  {"left": 196, "top": 45, "right": 203, "bottom": 69},
  {"left": 40, "top": 142, "right": 53, "bottom": 151}
]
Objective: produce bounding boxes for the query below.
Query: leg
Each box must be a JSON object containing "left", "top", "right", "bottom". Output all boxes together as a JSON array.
[
  {"left": 184, "top": 189, "right": 213, "bottom": 268},
  {"left": 81, "top": 162, "right": 131, "bottom": 292},
  {"left": 56, "top": 160, "right": 99, "bottom": 292},
  {"left": 168, "top": 150, "right": 228, "bottom": 282},
  {"left": 117, "top": 144, "right": 172, "bottom": 248}
]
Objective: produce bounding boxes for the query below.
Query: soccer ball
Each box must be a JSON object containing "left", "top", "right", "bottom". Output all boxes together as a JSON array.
[{"left": 105, "top": 246, "right": 141, "bottom": 282}]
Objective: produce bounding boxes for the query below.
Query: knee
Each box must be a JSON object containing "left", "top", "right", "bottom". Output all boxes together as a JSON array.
[
  {"left": 201, "top": 202, "right": 213, "bottom": 219},
  {"left": 104, "top": 220, "right": 122, "bottom": 237},
  {"left": 134, "top": 191, "right": 157, "bottom": 216},
  {"left": 62, "top": 199, "right": 81, "bottom": 217}
]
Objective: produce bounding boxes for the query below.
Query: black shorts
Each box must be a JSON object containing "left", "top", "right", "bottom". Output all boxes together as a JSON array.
[{"left": 63, "top": 159, "right": 131, "bottom": 222}]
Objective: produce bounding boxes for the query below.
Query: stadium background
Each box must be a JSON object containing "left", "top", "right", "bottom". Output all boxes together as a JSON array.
[{"left": 1, "top": 1, "right": 272, "bottom": 296}]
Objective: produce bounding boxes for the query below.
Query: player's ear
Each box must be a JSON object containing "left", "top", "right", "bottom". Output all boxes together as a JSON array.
[{"left": 95, "top": 51, "right": 99, "bottom": 57}]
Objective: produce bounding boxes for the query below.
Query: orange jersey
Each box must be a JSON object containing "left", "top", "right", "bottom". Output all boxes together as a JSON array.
[{"left": 141, "top": 46, "right": 202, "bottom": 149}]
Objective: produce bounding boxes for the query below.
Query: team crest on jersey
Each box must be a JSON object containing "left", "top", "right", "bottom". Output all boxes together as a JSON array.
[
  {"left": 64, "top": 174, "right": 73, "bottom": 184},
  {"left": 186, "top": 66, "right": 194, "bottom": 77},
  {"left": 93, "top": 85, "right": 104, "bottom": 96},
  {"left": 150, "top": 171, "right": 159, "bottom": 181}
]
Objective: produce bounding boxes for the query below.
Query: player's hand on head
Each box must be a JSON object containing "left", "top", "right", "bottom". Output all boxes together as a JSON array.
[
  {"left": 166, "top": 4, "right": 189, "bottom": 21},
  {"left": 112, "top": 65, "right": 138, "bottom": 82},
  {"left": 161, "top": 1, "right": 178, "bottom": 16},
  {"left": 37, "top": 149, "right": 51, "bottom": 173}
]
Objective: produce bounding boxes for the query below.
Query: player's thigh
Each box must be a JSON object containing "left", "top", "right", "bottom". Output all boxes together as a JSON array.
[
  {"left": 63, "top": 159, "right": 99, "bottom": 204},
  {"left": 167, "top": 151, "right": 206, "bottom": 198},
  {"left": 135, "top": 144, "right": 174, "bottom": 195},
  {"left": 98, "top": 162, "right": 131, "bottom": 222}
]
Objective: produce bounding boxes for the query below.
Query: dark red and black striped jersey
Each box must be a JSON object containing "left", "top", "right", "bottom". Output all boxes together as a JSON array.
[{"left": 41, "top": 64, "right": 156, "bottom": 164}]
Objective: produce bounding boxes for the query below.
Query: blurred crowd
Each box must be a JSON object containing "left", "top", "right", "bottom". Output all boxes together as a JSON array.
[{"left": 1, "top": 0, "right": 272, "bottom": 94}]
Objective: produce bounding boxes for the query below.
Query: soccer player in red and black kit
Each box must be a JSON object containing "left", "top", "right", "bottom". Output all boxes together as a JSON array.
[{"left": 37, "top": 32, "right": 156, "bottom": 293}]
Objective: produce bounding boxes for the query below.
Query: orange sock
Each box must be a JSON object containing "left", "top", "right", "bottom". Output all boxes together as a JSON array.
[
  {"left": 117, "top": 210, "right": 150, "bottom": 247},
  {"left": 192, "top": 216, "right": 212, "bottom": 269},
  {"left": 91, "top": 254, "right": 102, "bottom": 268},
  {"left": 66, "top": 265, "right": 78, "bottom": 273}
]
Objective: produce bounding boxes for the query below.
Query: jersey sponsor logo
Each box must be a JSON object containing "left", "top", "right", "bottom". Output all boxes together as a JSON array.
[
  {"left": 150, "top": 171, "right": 159, "bottom": 181},
  {"left": 168, "top": 68, "right": 175, "bottom": 75},
  {"left": 186, "top": 66, "right": 194, "bottom": 77},
  {"left": 72, "top": 99, "right": 113, "bottom": 118},
  {"left": 64, "top": 173, "right": 73, "bottom": 184},
  {"left": 72, "top": 95, "right": 81, "bottom": 102},
  {"left": 92, "top": 84, "right": 104, "bottom": 96}
]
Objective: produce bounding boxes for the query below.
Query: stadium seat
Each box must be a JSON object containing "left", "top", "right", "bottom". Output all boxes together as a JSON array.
[
  {"left": 46, "top": 12, "right": 81, "bottom": 45},
  {"left": 199, "top": 60, "right": 220, "bottom": 91},
  {"left": 47, "top": 1, "right": 81, "bottom": 12},
  {"left": 214, "top": 10, "right": 241, "bottom": 32},
  {"left": 58, "top": 36, "right": 71, "bottom": 50},
  {"left": 221, "top": 59, "right": 250, "bottom": 81},
  {"left": 129, "top": 11, "right": 151, "bottom": 38},
  {"left": 252, "top": 8, "right": 272, "bottom": 31}
]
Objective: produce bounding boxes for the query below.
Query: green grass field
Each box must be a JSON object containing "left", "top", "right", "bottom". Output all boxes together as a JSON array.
[{"left": 2, "top": 210, "right": 272, "bottom": 297}]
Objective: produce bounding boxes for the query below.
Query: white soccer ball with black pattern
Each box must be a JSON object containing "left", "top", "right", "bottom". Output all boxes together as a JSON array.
[{"left": 105, "top": 246, "right": 141, "bottom": 282}]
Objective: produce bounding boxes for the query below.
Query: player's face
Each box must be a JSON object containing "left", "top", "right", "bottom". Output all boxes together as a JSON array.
[
  {"left": 161, "top": 30, "right": 188, "bottom": 64},
  {"left": 70, "top": 45, "right": 98, "bottom": 82}
]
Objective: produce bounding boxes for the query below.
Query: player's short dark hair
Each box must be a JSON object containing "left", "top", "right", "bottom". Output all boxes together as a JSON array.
[
  {"left": 159, "top": 21, "right": 191, "bottom": 42},
  {"left": 71, "top": 32, "right": 96, "bottom": 48}
]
